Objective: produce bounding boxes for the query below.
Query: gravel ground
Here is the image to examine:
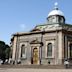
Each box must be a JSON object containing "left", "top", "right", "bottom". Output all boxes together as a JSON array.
[
  {"left": 0, "top": 65, "right": 72, "bottom": 72},
  {"left": 0, "top": 68, "right": 72, "bottom": 72}
]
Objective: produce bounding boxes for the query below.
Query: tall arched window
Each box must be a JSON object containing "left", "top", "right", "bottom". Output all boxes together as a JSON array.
[
  {"left": 21, "top": 44, "right": 25, "bottom": 58},
  {"left": 47, "top": 43, "right": 52, "bottom": 57},
  {"left": 69, "top": 44, "right": 72, "bottom": 59}
]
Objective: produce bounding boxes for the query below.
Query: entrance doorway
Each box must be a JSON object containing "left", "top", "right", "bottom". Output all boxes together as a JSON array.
[{"left": 32, "top": 48, "right": 39, "bottom": 64}]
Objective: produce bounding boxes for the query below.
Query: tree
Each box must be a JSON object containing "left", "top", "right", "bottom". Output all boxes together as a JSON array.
[
  {"left": 0, "top": 41, "right": 6, "bottom": 61},
  {"left": 5, "top": 45, "right": 10, "bottom": 59},
  {"left": 0, "top": 41, "right": 10, "bottom": 63}
]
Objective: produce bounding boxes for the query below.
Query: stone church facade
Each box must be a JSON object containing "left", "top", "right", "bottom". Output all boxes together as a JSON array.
[{"left": 11, "top": 3, "right": 72, "bottom": 65}]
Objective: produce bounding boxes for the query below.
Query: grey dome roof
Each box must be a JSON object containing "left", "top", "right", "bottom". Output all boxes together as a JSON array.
[
  {"left": 48, "top": 2, "right": 64, "bottom": 17},
  {"left": 48, "top": 9, "right": 64, "bottom": 17}
]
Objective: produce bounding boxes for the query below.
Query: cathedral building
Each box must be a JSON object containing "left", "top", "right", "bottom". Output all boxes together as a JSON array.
[{"left": 11, "top": 3, "right": 72, "bottom": 65}]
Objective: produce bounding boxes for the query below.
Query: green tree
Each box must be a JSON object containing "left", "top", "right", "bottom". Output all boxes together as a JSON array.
[
  {"left": 0, "top": 41, "right": 10, "bottom": 63},
  {"left": 5, "top": 45, "right": 10, "bottom": 59},
  {"left": 0, "top": 41, "right": 6, "bottom": 61}
]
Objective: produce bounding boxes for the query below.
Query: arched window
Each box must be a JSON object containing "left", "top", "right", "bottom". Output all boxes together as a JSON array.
[
  {"left": 21, "top": 44, "right": 25, "bottom": 58},
  {"left": 69, "top": 44, "right": 72, "bottom": 59},
  {"left": 47, "top": 43, "right": 52, "bottom": 57}
]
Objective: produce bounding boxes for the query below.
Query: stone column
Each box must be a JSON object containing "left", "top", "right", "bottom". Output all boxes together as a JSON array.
[
  {"left": 12, "top": 36, "right": 17, "bottom": 63},
  {"left": 55, "top": 31, "right": 58, "bottom": 65},
  {"left": 18, "top": 43, "right": 21, "bottom": 62},
  {"left": 58, "top": 32, "right": 63, "bottom": 64}
]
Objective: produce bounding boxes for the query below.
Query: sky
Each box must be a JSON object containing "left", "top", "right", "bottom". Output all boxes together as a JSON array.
[{"left": 0, "top": 0, "right": 72, "bottom": 45}]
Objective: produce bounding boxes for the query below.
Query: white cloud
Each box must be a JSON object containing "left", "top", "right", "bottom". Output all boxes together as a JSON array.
[{"left": 20, "top": 24, "right": 26, "bottom": 30}]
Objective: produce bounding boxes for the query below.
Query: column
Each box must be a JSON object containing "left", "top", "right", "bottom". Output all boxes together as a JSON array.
[
  {"left": 12, "top": 36, "right": 17, "bottom": 62},
  {"left": 58, "top": 32, "right": 63, "bottom": 64},
  {"left": 55, "top": 31, "right": 58, "bottom": 64},
  {"left": 18, "top": 43, "right": 22, "bottom": 62}
]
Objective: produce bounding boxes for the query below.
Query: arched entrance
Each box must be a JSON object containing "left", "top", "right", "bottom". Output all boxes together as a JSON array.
[
  {"left": 32, "top": 48, "right": 39, "bottom": 64},
  {"left": 30, "top": 39, "right": 41, "bottom": 65}
]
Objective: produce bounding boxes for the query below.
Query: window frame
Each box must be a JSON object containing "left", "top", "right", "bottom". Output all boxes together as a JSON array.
[
  {"left": 45, "top": 40, "right": 54, "bottom": 58},
  {"left": 20, "top": 44, "right": 27, "bottom": 59},
  {"left": 47, "top": 43, "right": 52, "bottom": 57}
]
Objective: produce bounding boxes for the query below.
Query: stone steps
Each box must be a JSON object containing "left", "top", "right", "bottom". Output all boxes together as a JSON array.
[{"left": 0, "top": 65, "right": 71, "bottom": 69}]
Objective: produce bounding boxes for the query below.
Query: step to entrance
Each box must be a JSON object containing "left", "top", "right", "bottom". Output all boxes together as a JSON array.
[{"left": 0, "top": 65, "right": 72, "bottom": 69}]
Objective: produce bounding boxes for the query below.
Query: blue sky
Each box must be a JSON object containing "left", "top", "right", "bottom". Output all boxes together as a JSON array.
[{"left": 0, "top": 0, "right": 72, "bottom": 45}]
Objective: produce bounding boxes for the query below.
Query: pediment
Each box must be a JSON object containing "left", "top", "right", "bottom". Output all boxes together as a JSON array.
[{"left": 30, "top": 39, "right": 41, "bottom": 44}]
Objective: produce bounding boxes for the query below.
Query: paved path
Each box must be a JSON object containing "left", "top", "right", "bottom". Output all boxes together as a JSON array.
[{"left": 0, "top": 68, "right": 72, "bottom": 72}]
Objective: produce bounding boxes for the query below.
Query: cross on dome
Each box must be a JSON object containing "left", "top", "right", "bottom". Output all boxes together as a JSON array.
[
  {"left": 54, "top": 2, "right": 58, "bottom": 10},
  {"left": 54, "top": 2, "right": 58, "bottom": 7}
]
